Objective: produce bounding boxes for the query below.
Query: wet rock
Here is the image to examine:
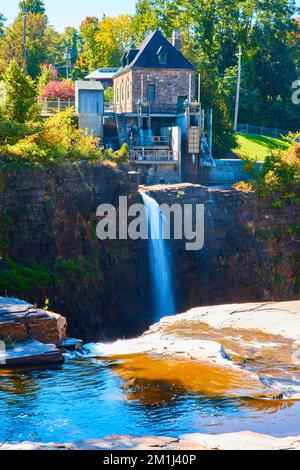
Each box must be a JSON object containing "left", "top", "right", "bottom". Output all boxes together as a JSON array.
[
  {"left": 61, "top": 338, "right": 83, "bottom": 351},
  {"left": 0, "top": 340, "right": 64, "bottom": 367}
]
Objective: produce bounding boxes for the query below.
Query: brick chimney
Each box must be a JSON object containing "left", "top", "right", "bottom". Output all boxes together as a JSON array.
[{"left": 172, "top": 30, "right": 181, "bottom": 51}]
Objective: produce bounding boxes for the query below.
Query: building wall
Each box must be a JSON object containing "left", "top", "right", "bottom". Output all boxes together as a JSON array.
[
  {"left": 76, "top": 89, "right": 104, "bottom": 114},
  {"left": 114, "top": 68, "right": 195, "bottom": 114},
  {"left": 114, "top": 70, "right": 133, "bottom": 114}
]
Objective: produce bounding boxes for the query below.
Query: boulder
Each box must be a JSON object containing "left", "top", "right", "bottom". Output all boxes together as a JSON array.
[{"left": 0, "top": 297, "right": 67, "bottom": 346}]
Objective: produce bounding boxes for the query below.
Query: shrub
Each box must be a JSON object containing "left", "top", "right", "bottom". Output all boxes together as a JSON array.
[
  {"left": 2, "top": 109, "right": 104, "bottom": 163},
  {"left": 0, "top": 116, "right": 40, "bottom": 145},
  {"left": 38, "top": 80, "right": 75, "bottom": 100},
  {"left": 112, "top": 143, "right": 129, "bottom": 163},
  {"left": 0, "top": 258, "right": 52, "bottom": 293},
  {"left": 233, "top": 181, "right": 254, "bottom": 193}
]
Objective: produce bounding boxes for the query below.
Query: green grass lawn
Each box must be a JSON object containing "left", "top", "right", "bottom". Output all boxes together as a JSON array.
[{"left": 232, "top": 133, "right": 290, "bottom": 161}]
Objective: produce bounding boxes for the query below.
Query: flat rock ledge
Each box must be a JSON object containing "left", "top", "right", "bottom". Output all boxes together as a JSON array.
[
  {"left": 0, "top": 297, "right": 67, "bottom": 367},
  {"left": 1, "top": 432, "right": 300, "bottom": 451},
  {"left": 0, "top": 297, "right": 67, "bottom": 346}
]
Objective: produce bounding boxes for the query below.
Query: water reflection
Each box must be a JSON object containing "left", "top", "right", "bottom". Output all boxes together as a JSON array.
[{"left": 0, "top": 352, "right": 300, "bottom": 444}]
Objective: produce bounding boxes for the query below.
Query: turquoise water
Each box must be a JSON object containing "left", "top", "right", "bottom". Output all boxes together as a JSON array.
[{"left": 1, "top": 357, "right": 300, "bottom": 444}]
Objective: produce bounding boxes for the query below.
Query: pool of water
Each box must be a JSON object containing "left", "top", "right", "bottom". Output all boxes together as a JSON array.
[{"left": 1, "top": 354, "right": 300, "bottom": 444}]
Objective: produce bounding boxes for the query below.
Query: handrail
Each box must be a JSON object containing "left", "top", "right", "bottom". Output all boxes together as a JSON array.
[
  {"left": 38, "top": 98, "right": 75, "bottom": 115},
  {"left": 129, "top": 150, "right": 178, "bottom": 162}
]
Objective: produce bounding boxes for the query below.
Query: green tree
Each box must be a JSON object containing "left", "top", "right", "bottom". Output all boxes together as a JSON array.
[
  {"left": 0, "top": 12, "right": 61, "bottom": 79},
  {"left": 61, "top": 27, "right": 80, "bottom": 78},
  {"left": 0, "top": 13, "right": 5, "bottom": 37},
  {"left": 75, "top": 16, "right": 100, "bottom": 75},
  {"left": 19, "top": 0, "right": 45, "bottom": 15},
  {"left": 3, "top": 59, "right": 37, "bottom": 122},
  {"left": 76, "top": 14, "right": 134, "bottom": 75},
  {"left": 95, "top": 15, "right": 133, "bottom": 67}
]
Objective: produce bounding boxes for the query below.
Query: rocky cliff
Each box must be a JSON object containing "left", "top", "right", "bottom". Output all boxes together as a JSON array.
[
  {"left": 0, "top": 162, "right": 299, "bottom": 341},
  {"left": 146, "top": 184, "right": 300, "bottom": 314}
]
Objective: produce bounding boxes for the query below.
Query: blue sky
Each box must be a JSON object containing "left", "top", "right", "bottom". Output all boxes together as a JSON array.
[{"left": 1, "top": 0, "right": 136, "bottom": 31}]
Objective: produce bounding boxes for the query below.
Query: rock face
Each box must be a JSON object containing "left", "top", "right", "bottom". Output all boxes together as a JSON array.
[
  {"left": 0, "top": 162, "right": 299, "bottom": 341},
  {"left": 0, "top": 297, "right": 67, "bottom": 346},
  {"left": 146, "top": 184, "right": 300, "bottom": 316}
]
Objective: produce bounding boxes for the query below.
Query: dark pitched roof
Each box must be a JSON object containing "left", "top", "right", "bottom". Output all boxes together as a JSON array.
[{"left": 114, "top": 30, "right": 194, "bottom": 77}]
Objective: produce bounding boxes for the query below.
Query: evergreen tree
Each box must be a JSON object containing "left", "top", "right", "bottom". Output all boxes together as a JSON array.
[
  {"left": 19, "top": 0, "right": 45, "bottom": 15},
  {"left": 3, "top": 59, "right": 37, "bottom": 122},
  {"left": 0, "top": 13, "right": 5, "bottom": 37}
]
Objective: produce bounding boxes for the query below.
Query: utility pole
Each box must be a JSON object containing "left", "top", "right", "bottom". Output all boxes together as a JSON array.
[
  {"left": 23, "top": 8, "right": 28, "bottom": 72},
  {"left": 198, "top": 72, "right": 201, "bottom": 103},
  {"left": 234, "top": 45, "right": 242, "bottom": 132},
  {"left": 64, "top": 49, "right": 71, "bottom": 79}
]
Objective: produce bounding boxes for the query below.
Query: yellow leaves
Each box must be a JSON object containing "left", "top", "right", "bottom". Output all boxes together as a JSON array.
[
  {"left": 264, "top": 170, "right": 281, "bottom": 189},
  {"left": 94, "top": 15, "right": 133, "bottom": 67},
  {"left": 233, "top": 181, "right": 254, "bottom": 193}
]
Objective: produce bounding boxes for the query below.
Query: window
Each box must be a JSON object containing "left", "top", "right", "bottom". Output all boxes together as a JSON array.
[
  {"left": 127, "top": 82, "right": 130, "bottom": 100},
  {"left": 116, "top": 86, "right": 119, "bottom": 102},
  {"left": 147, "top": 85, "right": 156, "bottom": 103},
  {"left": 158, "top": 53, "right": 167, "bottom": 65},
  {"left": 156, "top": 46, "right": 168, "bottom": 65},
  {"left": 121, "top": 83, "right": 125, "bottom": 102}
]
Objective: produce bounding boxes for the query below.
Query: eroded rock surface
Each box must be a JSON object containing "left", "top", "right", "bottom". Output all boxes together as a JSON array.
[
  {"left": 84, "top": 300, "right": 300, "bottom": 400},
  {"left": 1, "top": 432, "right": 300, "bottom": 451}
]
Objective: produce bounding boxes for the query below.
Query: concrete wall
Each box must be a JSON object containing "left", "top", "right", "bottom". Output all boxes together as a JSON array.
[
  {"left": 78, "top": 114, "right": 103, "bottom": 138},
  {"left": 197, "top": 160, "right": 263, "bottom": 186}
]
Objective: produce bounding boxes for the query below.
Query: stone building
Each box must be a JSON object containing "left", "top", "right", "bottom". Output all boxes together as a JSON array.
[
  {"left": 107, "top": 30, "right": 210, "bottom": 185},
  {"left": 113, "top": 30, "right": 195, "bottom": 115}
]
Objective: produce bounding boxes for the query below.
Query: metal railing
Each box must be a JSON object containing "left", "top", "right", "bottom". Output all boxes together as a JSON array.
[
  {"left": 134, "top": 135, "right": 170, "bottom": 147},
  {"left": 129, "top": 150, "right": 178, "bottom": 162},
  {"left": 38, "top": 99, "right": 75, "bottom": 115},
  {"left": 237, "top": 123, "right": 291, "bottom": 138},
  {"left": 111, "top": 102, "right": 183, "bottom": 115}
]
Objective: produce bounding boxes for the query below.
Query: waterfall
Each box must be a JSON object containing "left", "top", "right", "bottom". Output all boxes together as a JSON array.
[{"left": 139, "top": 191, "right": 176, "bottom": 320}]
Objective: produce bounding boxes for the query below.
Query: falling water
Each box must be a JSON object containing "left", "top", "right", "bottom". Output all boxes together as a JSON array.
[{"left": 139, "top": 191, "right": 176, "bottom": 320}]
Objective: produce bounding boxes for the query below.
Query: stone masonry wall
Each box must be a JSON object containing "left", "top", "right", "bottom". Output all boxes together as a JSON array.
[{"left": 113, "top": 68, "right": 195, "bottom": 114}]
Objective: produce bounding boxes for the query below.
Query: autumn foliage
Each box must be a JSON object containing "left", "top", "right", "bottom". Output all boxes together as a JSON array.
[{"left": 38, "top": 80, "right": 75, "bottom": 100}]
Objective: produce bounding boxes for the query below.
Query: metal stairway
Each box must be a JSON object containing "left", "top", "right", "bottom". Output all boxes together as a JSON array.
[
  {"left": 200, "top": 136, "right": 215, "bottom": 167},
  {"left": 116, "top": 114, "right": 127, "bottom": 147}
]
